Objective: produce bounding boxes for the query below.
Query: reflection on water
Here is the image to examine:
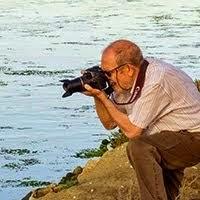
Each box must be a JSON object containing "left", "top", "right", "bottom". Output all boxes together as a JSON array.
[{"left": 0, "top": 0, "right": 200, "bottom": 199}]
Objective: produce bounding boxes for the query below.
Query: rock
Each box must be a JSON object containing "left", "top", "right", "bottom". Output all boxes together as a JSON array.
[
  {"left": 21, "top": 191, "right": 33, "bottom": 200},
  {"left": 179, "top": 164, "right": 200, "bottom": 199},
  {"left": 32, "top": 186, "right": 53, "bottom": 198},
  {"left": 73, "top": 166, "right": 83, "bottom": 176}
]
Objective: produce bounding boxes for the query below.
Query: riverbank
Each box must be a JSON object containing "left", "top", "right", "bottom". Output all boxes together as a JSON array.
[{"left": 22, "top": 142, "right": 200, "bottom": 200}]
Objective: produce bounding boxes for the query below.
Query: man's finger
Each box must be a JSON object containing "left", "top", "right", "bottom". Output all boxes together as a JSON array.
[{"left": 84, "top": 84, "right": 93, "bottom": 91}]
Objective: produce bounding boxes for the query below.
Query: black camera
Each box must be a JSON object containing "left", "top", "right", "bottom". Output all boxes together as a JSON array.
[{"left": 60, "top": 65, "right": 113, "bottom": 97}]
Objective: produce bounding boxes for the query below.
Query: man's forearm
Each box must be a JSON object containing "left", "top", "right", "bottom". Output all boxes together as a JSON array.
[
  {"left": 94, "top": 97, "right": 117, "bottom": 130},
  {"left": 98, "top": 93, "right": 142, "bottom": 138}
]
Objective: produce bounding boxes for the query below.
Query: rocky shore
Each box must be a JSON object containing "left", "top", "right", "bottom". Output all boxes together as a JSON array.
[{"left": 22, "top": 142, "right": 200, "bottom": 200}]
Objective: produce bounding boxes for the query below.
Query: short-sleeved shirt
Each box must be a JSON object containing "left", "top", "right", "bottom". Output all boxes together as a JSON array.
[{"left": 112, "top": 57, "right": 200, "bottom": 135}]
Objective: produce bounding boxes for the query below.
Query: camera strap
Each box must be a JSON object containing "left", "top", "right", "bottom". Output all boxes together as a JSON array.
[{"left": 112, "top": 59, "right": 149, "bottom": 105}]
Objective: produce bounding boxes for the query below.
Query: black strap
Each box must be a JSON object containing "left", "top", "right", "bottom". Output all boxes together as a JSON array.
[{"left": 112, "top": 59, "right": 149, "bottom": 105}]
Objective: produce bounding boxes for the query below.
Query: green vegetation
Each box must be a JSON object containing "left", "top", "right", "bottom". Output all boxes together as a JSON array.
[
  {"left": 2, "top": 163, "right": 23, "bottom": 170},
  {"left": 20, "top": 158, "right": 41, "bottom": 166},
  {"left": 0, "top": 80, "right": 7, "bottom": 86},
  {"left": 2, "top": 158, "right": 41, "bottom": 170},
  {"left": 1, "top": 148, "right": 40, "bottom": 171},
  {"left": 0, "top": 148, "right": 38, "bottom": 155},
  {"left": 0, "top": 148, "right": 33, "bottom": 155},
  {"left": 0, "top": 126, "right": 13, "bottom": 130},
  {"left": 74, "top": 139, "right": 109, "bottom": 158},
  {"left": 17, "top": 179, "right": 51, "bottom": 187},
  {"left": 152, "top": 14, "right": 173, "bottom": 23},
  {"left": 75, "top": 129, "right": 128, "bottom": 158},
  {"left": 58, "top": 179, "right": 78, "bottom": 189},
  {"left": 58, "top": 166, "right": 83, "bottom": 189},
  {"left": 3, "top": 179, "right": 19, "bottom": 187},
  {"left": 3, "top": 69, "right": 74, "bottom": 76},
  {"left": 109, "top": 129, "right": 129, "bottom": 149},
  {"left": 2, "top": 178, "right": 50, "bottom": 188}
]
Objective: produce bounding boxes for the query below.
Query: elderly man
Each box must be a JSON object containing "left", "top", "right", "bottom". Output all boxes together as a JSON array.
[{"left": 84, "top": 39, "right": 200, "bottom": 200}]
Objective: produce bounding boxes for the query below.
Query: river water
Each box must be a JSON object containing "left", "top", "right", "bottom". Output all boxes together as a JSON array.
[{"left": 0, "top": 0, "right": 199, "bottom": 199}]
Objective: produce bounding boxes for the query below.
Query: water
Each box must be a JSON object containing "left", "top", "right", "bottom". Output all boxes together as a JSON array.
[{"left": 0, "top": 0, "right": 200, "bottom": 199}]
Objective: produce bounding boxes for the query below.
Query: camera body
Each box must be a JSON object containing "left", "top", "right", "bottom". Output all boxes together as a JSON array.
[{"left": 60, "top": 65, "right": 113, "bottom": 97}]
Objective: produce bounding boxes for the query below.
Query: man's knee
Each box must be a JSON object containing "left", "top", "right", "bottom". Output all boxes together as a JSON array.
[
  {"left": 127, "top": 138, "right": 148, "bottom": 160},
  {"left": 127, "top": 137, "right": 159, "bottom": 161}
]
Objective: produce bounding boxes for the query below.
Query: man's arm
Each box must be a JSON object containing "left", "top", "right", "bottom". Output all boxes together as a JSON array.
[
  {"left": 85, "top": 84, "right": 143, "bottom": 138},
  {"left": 94, "top": 97, "right": 117, "bottom": 130}
]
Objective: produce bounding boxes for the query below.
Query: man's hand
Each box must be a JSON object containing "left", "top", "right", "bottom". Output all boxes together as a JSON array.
[
  {"left": 80, "top": 70, "right": 103, "bottom": 97},
  {"left": 83, "top": 84, "right": 106, "bottom": 99}
]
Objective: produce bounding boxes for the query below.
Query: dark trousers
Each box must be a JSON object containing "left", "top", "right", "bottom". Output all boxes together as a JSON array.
[{"left": 126, "top": 130, "right": 200, "bottom": 200}]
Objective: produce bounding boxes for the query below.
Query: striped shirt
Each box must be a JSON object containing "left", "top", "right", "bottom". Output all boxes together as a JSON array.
[{"left": 112, "top": 57, "right": 200, "bottom": 135}]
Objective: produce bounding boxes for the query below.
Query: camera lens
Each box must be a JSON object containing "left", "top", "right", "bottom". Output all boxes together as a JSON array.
[{"left": 61, "top": 77, "right": 83, "bottom": 97}]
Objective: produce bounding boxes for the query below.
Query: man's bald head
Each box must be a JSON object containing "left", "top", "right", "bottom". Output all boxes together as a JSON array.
[{"left": 102, "top": 39, "right": 144, "bottom": 68}]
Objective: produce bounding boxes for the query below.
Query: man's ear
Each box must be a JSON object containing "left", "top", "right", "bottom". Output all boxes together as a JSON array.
[{"left": 127, "top": 64, "right": 136, "bottom": 77}]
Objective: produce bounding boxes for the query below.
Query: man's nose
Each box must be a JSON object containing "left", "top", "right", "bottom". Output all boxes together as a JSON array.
[{"left": 108, "top": 75, "right": 116, "bottom": 85}]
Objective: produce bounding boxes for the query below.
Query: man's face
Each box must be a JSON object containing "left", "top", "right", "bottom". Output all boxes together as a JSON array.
[{"left": 101, "top": 50, "right": 135, "bottom": 94}]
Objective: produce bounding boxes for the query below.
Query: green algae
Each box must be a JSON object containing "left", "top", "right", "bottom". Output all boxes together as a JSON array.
[
  {"left": 2, "top": 163, "right": 24, "bottom": 170},
  {"left": 1, "top": 179, "right": 19, "bottom": 188},
  {"left": 152, "top": 14, "right": 173, "bottom": 23},
  {"left": 58, "top": 166, "right": 83, "bottom": 188},
  {"left": 57, "top": 181, "right": 78, "bottom": 189},
  {"left": 74, "top": 130, "right": 128, "bottom": 159},
  {"left": 0, "top": 148, "right": 31, "bottom": 155},
  {"left": 0, "top": 66, "right": 11, "bottom": 71},
  {"left": 74, "top": 139, "right": 110, "bottom": 158},
  {"left": 0, "top": 126, "right": 13, "bottom": 130},
  {"left": 2, "top": 158, "right": 41, "bottom": 171},
  {"left": 74, "top": 147, "right": 106, "bottom": 158},
  {"left": 3, "top": 69, "right": 75, "bottom": 76},
  {"left": 0, "top": 148, "right": 38, "bottom": 155},
  {"left": 20, "top": 158, "right": 41, "bottom": 166},
  {"left": 109, "top": 129, "right": 129, "bottom": 149},
  {"left": 17, "top": 179, "right": 51, "bottom": 187},
  {"left": 20, "top": 167, "right": 83, "bottom": 198},
  {"left": 0, "top": 80, "right": 7, "bottom": 86},
  {"left": 1, "top": 178, "right": 50, "bottom": 188}
]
